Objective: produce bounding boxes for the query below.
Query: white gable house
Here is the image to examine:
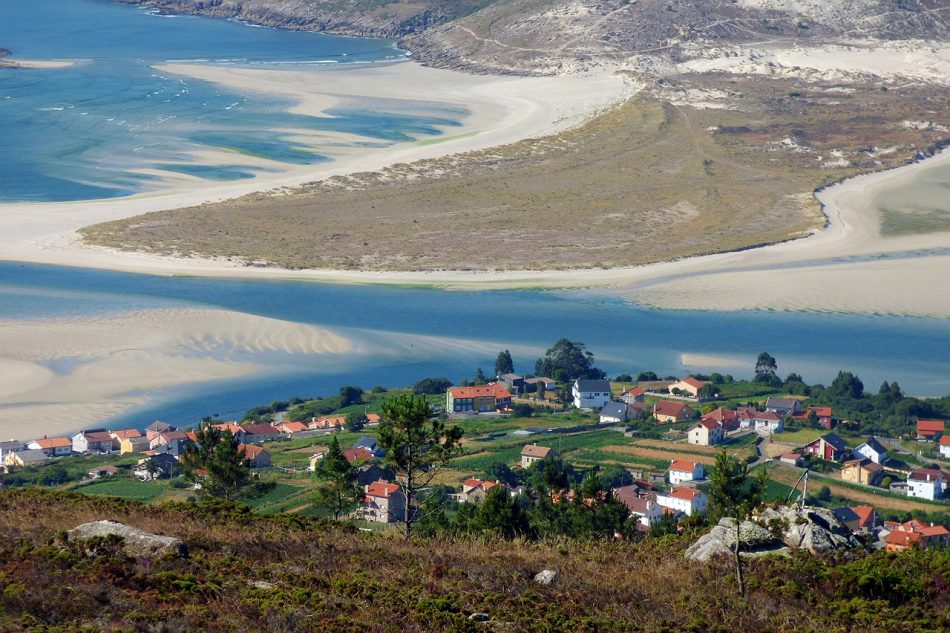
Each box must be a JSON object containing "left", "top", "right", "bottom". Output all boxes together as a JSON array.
[{"left": 572, "top": 379, "right": 612, "bottom": 410}]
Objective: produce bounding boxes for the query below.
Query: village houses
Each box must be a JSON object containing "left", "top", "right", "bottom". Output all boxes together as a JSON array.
[
  {"left": 940, "top": 435, "right": 950, "bottom": 458},
  {"left": 884, "top": 519, "right": 950, "bottom": 551},
  {"left": 702, "top": 407, "right": 739, "bottom": 431},
  {"left": 599, "top": 401, "right": 631, "bottom": 425},
  {"left": 613, "top": 485, "right": 662, "bottom": 527},
  {"left": 27, "top": 436, "right": 73, "bottom": 458},
  {"left": 765, "top": 397, "right": 803, "bottom": 417},
  {"left": 831, "top": 506, "right": 877, "bottom": 533},
  {"left": 240, "top": 444, "right": 271, "bottom": 468},
  {"left": 458, "top": 478, "right": 499, "bottom": 503}
]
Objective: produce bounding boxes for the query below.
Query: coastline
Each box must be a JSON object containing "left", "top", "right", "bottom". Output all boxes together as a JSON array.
[{"left": 1, "top": 57, "right": 949, "bottom": 317}]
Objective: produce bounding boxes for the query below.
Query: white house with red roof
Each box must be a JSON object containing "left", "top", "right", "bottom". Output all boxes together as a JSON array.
[
  {"left": 668, "top": 460, "right": 704, "bottom": 485},
  {"left": 668, "top": 377, "right": 707, "bottom": 397},
  {"left": 459, "top": 478, "right": 499, "bottom": 503},
  {"left": 687, "top": 419, "right": 723, "bottom": 446},
  {"left": 27, "top": 436, "right": 73, "bottom": 457},
  {"left": 916, "top": 419, "right": 945, "bottom": 441},
  {"left": 620, "top": 386, "right": 645, "bottom": 403},
  {"left": 907, "top": 468, "right": 946, "bottom": 500},
  {"left": 656, "top": 487, "right": 708, "bottom": 516},
  {"left": 752, "top": 410, "right": 784, "bottom": 434},
  {"left": 939, "top": 435, "right": 950, "bottom": 459},
  {"left": 363, "top": 480, "right": 406, "bottom": 523}
]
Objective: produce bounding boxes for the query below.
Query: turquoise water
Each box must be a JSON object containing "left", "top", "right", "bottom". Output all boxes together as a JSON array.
[
  {"left": 2, "top": 262, "right": 950, "bottom": 426},
  {"left": 0, "top": 0, "right": 463, "bottom": 201}
]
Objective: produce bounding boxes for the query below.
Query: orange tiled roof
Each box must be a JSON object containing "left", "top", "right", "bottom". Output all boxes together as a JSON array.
[
  {"left": 32, "top": 437, "right": 71, "bottom": 449},
  {"left": 669, "top": 460, "right": 699, "bottom": 473},
  {"left": 449, "top": 383, "right": 512, "bottom": 399},
  {"left": 366, "top": 481, "right": 401, "bottom": 498},
  {"left": 669, "top": 487, "right": 703, "bottom": 501},
  {"left": 521, "top": 444, "right": 551, "bottom": 458},
  {"left": 917, "top": 419, "right": 945, "bottom": 434}
]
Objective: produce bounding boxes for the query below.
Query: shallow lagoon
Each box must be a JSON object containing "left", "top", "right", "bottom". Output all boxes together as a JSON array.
[
  {"left": 2, "top": 262, "right": 949, "bottom": 426},
  {"left": 0, "top": 0, "right": 461, "bottom": 201}
]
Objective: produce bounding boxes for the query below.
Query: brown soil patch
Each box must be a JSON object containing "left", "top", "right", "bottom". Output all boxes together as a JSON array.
[
  {"left": 769, "top": 465, "right": 942, "bottom": 513},
  {"left": 603, "top": 445, "right": 716, "bottom": 466}
]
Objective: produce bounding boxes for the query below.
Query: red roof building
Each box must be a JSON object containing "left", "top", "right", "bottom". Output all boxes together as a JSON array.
[
  {"left": 884, "top": 519, "right": 949, "bottom": 551},
  {"left": 446, "top": 383, "right": 513, "bottom": 413},
  {"left": 916, "top": 419, "right": 945, "bottom": 440}
]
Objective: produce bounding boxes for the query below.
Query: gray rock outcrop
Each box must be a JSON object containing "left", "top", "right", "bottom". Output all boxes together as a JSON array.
[
  {"left": 68, "top": 520, "right": 187, "bottom": 559},
  {"left": 685, "top": 505, "right": 863, "bottom": 562},
  {"left": 534, "top": 569, "right": 557, "bottom": 585}
]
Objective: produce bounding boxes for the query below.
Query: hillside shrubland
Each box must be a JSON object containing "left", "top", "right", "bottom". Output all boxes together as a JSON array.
[{"left": 0, "top": 488, "right": 947, "bottom": 632}]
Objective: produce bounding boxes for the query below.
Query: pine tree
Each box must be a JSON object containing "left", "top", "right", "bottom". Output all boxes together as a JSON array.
[
  {"left": 180, "top": 422, "right": 250, "bottom": 501},
  {"left": 495, "top": 350, "right": 514, "bottom": 376},
  {"left": 378, "top": 394, "right": 463, "bottom": 537},
  {"left": 707, "top": 451, "right": 768, "bottom": 597},
  {"left": 312, "top": 436, "right": 362, "bottom": 520}
]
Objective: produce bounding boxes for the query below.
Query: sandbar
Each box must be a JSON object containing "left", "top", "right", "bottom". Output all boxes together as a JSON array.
[{"left": 0, "top": 308, "right": 352, "bottom": 440}]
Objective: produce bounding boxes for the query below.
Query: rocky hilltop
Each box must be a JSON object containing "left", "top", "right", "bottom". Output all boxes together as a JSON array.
[{"left": 119, "top": 1, "right": 950, "bottom": 75}]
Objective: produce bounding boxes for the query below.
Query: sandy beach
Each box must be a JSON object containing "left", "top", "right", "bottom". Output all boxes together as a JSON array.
[
  {"left": 0, "top": 308, "right": 351, "bottom": 440},
  {"left": 1, "top": 55, "right": 950, "bottom": 321}
]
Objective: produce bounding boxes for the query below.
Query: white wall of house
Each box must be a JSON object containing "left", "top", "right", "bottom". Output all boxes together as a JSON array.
[
  {"left": 940, "top": 443, "right": 950, "bottom": 458},
  {"left": 572, "top": 389, "right": 611, "bottom": 409},
  {"left": 907, "top": 477, "right": 942, "bottom": 500},
  {"left": 669, "top": 465, "right": 704, "bottom": 486},
  {"left": 854, "top": 443, "right": 886, "bottom": 464},
  {"left": 656, "top": 492, "right": 708, "bottom": 516}
]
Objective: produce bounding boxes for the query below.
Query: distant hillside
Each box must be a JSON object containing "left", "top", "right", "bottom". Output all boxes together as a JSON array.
[
  {"left": 119, "top": 1, "right": 950, "bottom": 74},
  {"left": 1, "top": 488, "right": 947, "bottom": 631},
  {"left": 117, "top": 0, "right": 501, "bottom": 39},
  {"left": 407, "top": 0, "right": 950, "bottom": 74}
]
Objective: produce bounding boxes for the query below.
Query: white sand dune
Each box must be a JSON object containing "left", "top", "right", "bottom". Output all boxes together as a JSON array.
[{"left": 0, "top": 308, "right": 352, "bottom": 440}]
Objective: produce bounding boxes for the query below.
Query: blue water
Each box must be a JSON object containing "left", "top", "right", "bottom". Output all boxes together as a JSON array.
[
  {"left": 2, "top": 262, "right": 950, "bottom": 426},
  {"left": 0, "top": 0, "right": 463, "bottom": 201}
]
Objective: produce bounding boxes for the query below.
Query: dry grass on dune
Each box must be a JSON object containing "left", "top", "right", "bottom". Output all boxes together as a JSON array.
[{"left": 80, "top": 77, "right": 950, "bottom": 272}]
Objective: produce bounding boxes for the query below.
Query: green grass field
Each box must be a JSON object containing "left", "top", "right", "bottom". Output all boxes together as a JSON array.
[{"left": 77, "top": 478, "right": 168, "bottom": 503}]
